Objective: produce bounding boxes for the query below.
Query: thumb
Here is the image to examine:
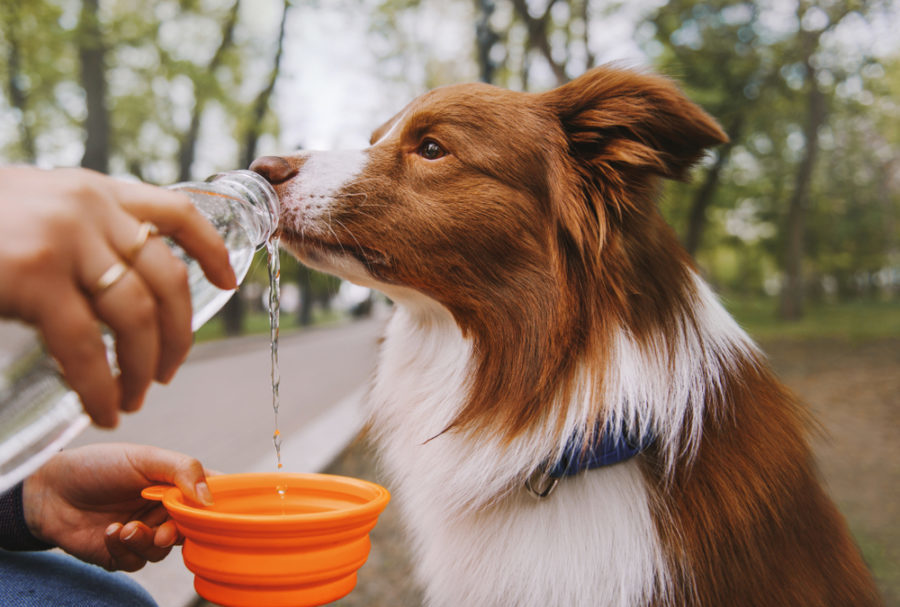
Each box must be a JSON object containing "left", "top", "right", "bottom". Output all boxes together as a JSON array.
[{"left": 128, "top": 444, "right": 215, "bottom": 507}]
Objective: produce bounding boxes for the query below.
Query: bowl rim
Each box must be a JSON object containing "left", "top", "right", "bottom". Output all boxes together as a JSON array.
[{"left": 150, "top": 472, "right": 390, "bottom": 527}]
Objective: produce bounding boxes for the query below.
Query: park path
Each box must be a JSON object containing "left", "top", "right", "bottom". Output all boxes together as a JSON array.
[{"left": 70, "top": 312, "right": 389, "bottom": 606}]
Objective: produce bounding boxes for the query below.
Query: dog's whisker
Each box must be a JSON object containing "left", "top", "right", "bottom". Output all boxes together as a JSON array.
[{"left": 333, "top": 217, "right": 386, "bottom": 271}]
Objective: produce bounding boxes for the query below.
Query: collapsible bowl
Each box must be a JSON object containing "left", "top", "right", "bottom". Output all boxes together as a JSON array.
[{"left": 142, "top": 472, "right": 390, "bottom": 607}]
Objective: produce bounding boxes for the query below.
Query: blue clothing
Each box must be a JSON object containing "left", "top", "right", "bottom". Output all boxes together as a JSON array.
[
  {"left": 0, "top": 482, "right": 157, "bottom": 606},
  {"left": 0, "top": 482, "right": 53, "bottom": 551},
  {"left": 0, "top": 551, "right": 157, "bottom": 607}
]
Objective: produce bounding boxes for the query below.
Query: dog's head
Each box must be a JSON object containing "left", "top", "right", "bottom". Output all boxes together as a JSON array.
[{"left": 255, "top": 66, "right": 727, "bottom": 435}]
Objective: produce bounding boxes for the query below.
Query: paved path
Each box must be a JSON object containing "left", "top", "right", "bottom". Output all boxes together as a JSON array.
[{"left": 70, "top": 313, "right": 388, "bottom": 606}]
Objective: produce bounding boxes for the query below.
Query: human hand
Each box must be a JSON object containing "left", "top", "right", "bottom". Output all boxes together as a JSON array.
[
  {"left": 21, "top": 443, "right": 214, "bottom": 572},
  {"left": 0, "top": 166, "right": 237, "bottom": 427}
]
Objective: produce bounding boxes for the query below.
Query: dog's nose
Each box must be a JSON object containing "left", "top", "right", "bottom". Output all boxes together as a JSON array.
[{"left": 249, "top": 155, "right": 298, "bottom": 185}]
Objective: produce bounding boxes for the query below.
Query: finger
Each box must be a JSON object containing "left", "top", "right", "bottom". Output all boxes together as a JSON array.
[
  {"left": 136, "top": 503, "right": 170, "bottom": 528},
  {"left": 152, "top": 520, "right": 181, "bottom": 549},
  {"left": 104, "top": 523, "right": 148, "bottom": 572},
  {"left": 113, "top": 225, "right": 192, "bottom": 383},
  {"left": 119, "top": 521, "right": 173, "bottom": 563},
  {"left": 89, "top": 259, "right": 159, "bottom": 413},
  {"left": 110, "top": 181, "right": 237, "bottom": 290},
  {"left": 36, "top": 286, "right": 119, "bottom": 427},
  {"left": 132, "top": 446, "right": 214, "bottom": 506}
]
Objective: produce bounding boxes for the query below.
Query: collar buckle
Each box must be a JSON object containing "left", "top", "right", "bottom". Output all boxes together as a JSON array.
[
  {"left": 524, "top": 467, "right": 559, "bottom": 499},
  {"left": 523, "top": 424, "right": 652, "bottom": 499}
]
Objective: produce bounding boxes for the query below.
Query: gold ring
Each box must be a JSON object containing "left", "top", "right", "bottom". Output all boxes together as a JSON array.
[
  {"left": 124, "top": 221, "right": 159, "bottom": 264},
  {"left": 90, "top": 262, "right": 129, "bottom": 296}
]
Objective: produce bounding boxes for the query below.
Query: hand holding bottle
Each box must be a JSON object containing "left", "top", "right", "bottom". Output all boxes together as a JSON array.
[{"left": 0, "top": 166, "right": 237, "bottom": 428}]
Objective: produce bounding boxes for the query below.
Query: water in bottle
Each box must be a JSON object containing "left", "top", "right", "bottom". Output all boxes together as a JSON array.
[{"left": 0, "top": 170, "right": 279, "bottom": 491}]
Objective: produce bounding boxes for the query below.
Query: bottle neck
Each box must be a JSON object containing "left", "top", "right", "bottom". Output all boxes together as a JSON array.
[{"left": 206, "top": 170, "right": 280, "bottom": 248}]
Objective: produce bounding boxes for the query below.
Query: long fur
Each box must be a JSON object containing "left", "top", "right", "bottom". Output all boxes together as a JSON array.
[{"left": 263, "top": 66, "right": 882, "bottom": 607}]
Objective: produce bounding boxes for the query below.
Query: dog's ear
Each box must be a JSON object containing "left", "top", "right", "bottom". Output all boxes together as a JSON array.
[{"left": 541, "top": 67, "right": 728, "bottom": 182}]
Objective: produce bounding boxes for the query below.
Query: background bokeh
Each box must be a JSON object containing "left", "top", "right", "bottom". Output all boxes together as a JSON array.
[{"left": 2, "top": 1, "right": 897, "bottom": 604}]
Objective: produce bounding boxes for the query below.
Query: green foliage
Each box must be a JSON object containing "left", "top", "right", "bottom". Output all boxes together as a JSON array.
[
  {"left": 193, "top": 301, "right": 345, "bottom": 343},
  {"left": 649, "top": 0, "right": 900, "bottom": 303},
  {"left": 2, "top": 0, "right": 897, "bottom": 331},
  {"left": 0, "top": 1, "right": 76, "bottom": 161},
  {"left": 724, "top": 296, "right": 900, "bottom": 341},
  {"left": 0, "top": 0, "right": 283, "bottom": 181}
]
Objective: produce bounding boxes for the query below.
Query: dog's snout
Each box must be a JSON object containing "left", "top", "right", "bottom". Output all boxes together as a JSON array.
[{"left": 249, "top": 155, "right": 298, "bottom": 185}]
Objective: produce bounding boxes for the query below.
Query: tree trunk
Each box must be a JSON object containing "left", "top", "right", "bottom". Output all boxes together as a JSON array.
[
  {"left": 474, "top": 0, "right": 499, "bottom": 84},
  {"left": 222, "top": 1, "right": 288, "bottom": 337},
  {"left": 221, "top": 293, "right": 245, "bottom": 336},
  {"left": 579, "top": 0, "right": 595, "bottom": 69},
  {"left": 177, "top": 0, "right": 240, "bottom": 181},
  {"left": 778, "top": 56, "right": 827, "bottom": 320},
  {"left": 79, "top": 0, "right": 109, "bottom": 173},
  {"left": 510, "top": 0, "right": 568, "bottom": 85},
  {"left": 297, "top": 264, "right": 313, "bottom": 327},
  {"left": 2, "top": 5, "right": 37, "bottom": 162},
  {"left": 239, "top": 0, "right": 289, "bottom": 169},
  {"left": 684, "top": 117, "right": 742, "bottom": 258}
]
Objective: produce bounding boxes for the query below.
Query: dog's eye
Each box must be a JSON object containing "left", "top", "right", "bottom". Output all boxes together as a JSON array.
[{"left": 418, "top": 140, "right": 446, "bottom": 160}]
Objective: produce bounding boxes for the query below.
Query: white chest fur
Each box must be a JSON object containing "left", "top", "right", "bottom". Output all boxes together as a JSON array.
[{"left": 366, "top": 304, "right": 671, "bottom": 607}]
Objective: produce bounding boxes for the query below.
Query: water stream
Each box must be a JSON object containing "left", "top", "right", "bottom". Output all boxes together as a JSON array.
[{"left": 267, "top": 239, "right": 288, "bottom": 512}]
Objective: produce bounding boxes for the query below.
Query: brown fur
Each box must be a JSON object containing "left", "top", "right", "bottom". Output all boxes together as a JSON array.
[
  {"left": 648, "top": 355, "right": 882, "bottom": 606},
  {"left": 269, "top": 66, "right": 881, "bottom": 605}
]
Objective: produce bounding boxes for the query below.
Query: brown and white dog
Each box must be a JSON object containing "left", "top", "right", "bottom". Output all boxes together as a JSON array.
[{"left": 251, "top": 67, "right": 881, "bottom": 607}]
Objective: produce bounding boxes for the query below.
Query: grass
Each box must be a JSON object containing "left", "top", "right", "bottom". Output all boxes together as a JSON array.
[
  {"left": 192, "top": 296, "right": 899, "bottom": 344},
  {"left": 722, "top": 297, "right": 900, "bottom": 341},
  {"left": 193, "top": 308, "right": 347, "bottom": 343},
  {"left": 852, "top": 526, "right": 900, "bottom": 606}
]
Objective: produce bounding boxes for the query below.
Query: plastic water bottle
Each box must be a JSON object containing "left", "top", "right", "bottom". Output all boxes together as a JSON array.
[{"left": 0, "top": 170, "right": 279, "bottom": 491}]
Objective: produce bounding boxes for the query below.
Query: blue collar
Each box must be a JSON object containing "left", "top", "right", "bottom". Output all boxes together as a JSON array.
[
  {"left": 548, "top": 427, "right": 649, "bottom": 477},
  {"left": 526, "top": 424, "right": 652, "bottom": 498}
]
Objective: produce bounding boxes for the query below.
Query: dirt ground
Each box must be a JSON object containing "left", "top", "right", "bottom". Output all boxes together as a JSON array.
[{"left": 201, "top": 337, "right": 900, "bottom": 606}]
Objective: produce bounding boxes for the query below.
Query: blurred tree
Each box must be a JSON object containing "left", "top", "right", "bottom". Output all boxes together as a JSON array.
[
  {"left": 650, "top": 0, "right": 776, "bottom": 258},
  {"left": 807, "top": 57, "right": 900, "bottom": 300},
  {"left": 648, "top": 0, "right": 896, "bottom": 316},
  {"left": 4, "top": 0, "right": 897, "bottom": 331},
  {"left": 474, "top": 0, "right": 499, "bottom": 83},
  {"left": 0, "top": 2, "right": 47, "bottom": 163},
  {"left": 239, "top": 0, "right": 289, "bottom": 169},
  {"left": 297, "top": 263, "right": 314, "bottom": 326},
  {"left": 510, "top": 0, "right": 570, "bottom": 84},
  {"left": 177, "top": 0, "right": 240, "bottom": 182},
  {"left": 483, "top": 0, "right": 599, "bottom": 89},
  {"left": 224, "top": 0, "right": 291, "bottom": 336},
  {"left": 1, "top": 2, "right": 91, "bottom": 164},
  {"left": 78, "top": 0, "right": 109, "bottom": 173}
]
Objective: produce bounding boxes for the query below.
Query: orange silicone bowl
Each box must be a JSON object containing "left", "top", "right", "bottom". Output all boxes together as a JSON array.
[{"left": 142, "top": 472, "right": 390, "bottom": 607}]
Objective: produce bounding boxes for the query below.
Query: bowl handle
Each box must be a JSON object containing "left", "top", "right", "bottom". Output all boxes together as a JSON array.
[{"left": 141, "top": 485, "right": 170, "bottom": 502}]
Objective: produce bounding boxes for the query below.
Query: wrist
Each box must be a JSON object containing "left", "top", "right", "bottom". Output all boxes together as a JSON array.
[
  {"left": 21, "top": 473, "right": 53, "bottom": 546},
  {"left": 0, "top": 480, "right": 54, "bottom": 551}
]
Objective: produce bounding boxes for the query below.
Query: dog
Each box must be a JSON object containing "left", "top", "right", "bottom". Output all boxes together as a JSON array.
[{"left": 250, "top": 66, "right": 881, "bottom": 607}]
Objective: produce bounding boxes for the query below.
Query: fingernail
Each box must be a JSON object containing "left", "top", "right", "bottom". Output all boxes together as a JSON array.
[
  {"left": 196, "top": 482, "right": 214, "bottom": 506},
  {"left": 122, "top": 526, "right": 138, "bottom": 541},
  {"left": 105, "top": 523, "right": 120, "bottom": 537}
]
